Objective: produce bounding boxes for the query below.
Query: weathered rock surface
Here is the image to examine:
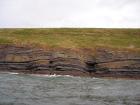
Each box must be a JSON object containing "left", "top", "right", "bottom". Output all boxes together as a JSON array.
[
  {"left": 87, "top": 48, "right": 140, "bottom": 79},
  {"left": 0, "top": 45, "right": 140, "bottom": 79}
]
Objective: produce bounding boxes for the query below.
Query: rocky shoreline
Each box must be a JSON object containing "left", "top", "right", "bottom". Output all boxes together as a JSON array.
[{"left": 0, "top": 45, "right": 140, "bottom": 79}]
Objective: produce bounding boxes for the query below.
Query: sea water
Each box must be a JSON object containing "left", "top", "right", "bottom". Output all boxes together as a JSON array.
[{"left": 0, "top": 73, "right": 140, "bottom": 105}]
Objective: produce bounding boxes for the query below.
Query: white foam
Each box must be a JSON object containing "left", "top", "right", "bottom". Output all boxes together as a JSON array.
[
  {"left": 31, "top": 74, "right": 74, "bottom": 78},
  {"left": 0, "top": 72, "right": 19, "bottom": 75},
  {"left": 9, "top": 72, "right": 19, "bottom": 75}
]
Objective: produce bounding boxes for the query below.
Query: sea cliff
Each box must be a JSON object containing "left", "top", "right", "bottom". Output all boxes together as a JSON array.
[{"left": 0, "top": 45, "right": 140, "bottom": 79}]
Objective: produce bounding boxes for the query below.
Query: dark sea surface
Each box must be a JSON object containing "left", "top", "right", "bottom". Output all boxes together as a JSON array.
[{"left": 0, "top": 73, "right": 140, "bottom": 105}]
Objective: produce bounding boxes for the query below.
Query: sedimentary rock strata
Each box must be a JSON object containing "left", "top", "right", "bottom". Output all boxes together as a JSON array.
[{"left": 0, "top": 45, "right": 140, "bottom": 79}]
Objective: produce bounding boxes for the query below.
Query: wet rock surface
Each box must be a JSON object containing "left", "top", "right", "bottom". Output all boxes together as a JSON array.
[{"left": 0, "top": 45, "right": 140, "bottom": 79}]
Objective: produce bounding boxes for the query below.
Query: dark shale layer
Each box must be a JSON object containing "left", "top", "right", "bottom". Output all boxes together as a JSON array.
[{"left": 0, "top": 45, "right": 140, "bottom": 79}]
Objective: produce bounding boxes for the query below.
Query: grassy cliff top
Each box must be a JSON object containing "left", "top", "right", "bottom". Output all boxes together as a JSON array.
[{"left": 0, "top": 28, "right": 140, "bottom": 51}]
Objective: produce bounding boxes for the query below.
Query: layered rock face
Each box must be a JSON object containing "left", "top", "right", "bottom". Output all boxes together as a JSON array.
[
  {"left": 87, "top": 48, "right": 140, "bottom": 79},
  {"left": 0, "top": 45, "right": 140, "bottom": 79},
  {"left": 0, "top": 45, "right": 89, "bottom": 76}
]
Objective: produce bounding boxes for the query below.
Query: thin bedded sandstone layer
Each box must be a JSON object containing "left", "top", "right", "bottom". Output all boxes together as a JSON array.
[{"left": 0, "top": 45, "right": 140, "bottom": 79}]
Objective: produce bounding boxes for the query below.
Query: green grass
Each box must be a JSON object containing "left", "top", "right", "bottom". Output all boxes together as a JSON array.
[
  {"left": 0, "top": 28, "right": 140, "bottom": 50},
  {"left": 0, "top": 37, "right": 13, "bottom": 44}
]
